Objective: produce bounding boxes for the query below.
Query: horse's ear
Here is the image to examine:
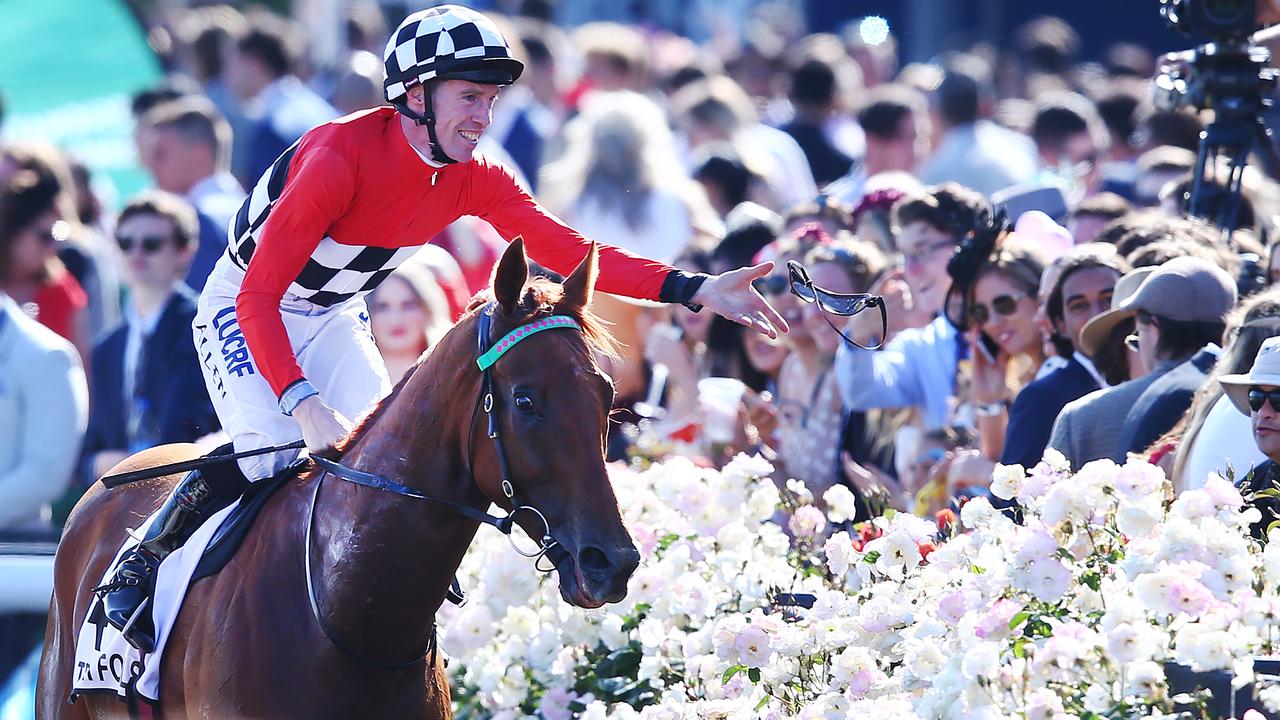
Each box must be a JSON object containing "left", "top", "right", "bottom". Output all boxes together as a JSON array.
[
  {"left": 493, "top": 237, "right": 529, "bottom": 314},
  {"left": 562, "top": 242, "right": 598, "bottom": 311}
]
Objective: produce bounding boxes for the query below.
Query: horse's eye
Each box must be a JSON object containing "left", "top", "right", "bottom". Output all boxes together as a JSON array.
[{"left": 513, "top": 393, "right": 536, "bottom": 414}]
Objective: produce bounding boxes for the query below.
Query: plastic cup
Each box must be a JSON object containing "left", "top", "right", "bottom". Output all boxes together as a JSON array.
[{"left": 698, "top": 377, "right": 747, "bottom": 444}]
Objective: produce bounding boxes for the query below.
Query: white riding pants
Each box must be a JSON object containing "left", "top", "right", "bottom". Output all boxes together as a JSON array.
[{"left": 192, "top": 258, "right": 391, "bottom": 480}]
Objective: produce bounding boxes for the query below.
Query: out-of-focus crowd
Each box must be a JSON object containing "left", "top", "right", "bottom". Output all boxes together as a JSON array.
[{"left": 3, "top": 3, "right": 1280, "bottom": 553}]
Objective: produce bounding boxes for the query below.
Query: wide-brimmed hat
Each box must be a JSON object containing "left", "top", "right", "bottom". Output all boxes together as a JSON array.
[
  {"left": 1078, "top": 258, "right": 1236, "bottom": 357},
  {"left": 1220, "top": 336, "right": 1280, "bottom": 416}
]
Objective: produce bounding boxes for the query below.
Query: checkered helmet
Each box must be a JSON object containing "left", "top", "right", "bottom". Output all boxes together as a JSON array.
[{"left": 383, "top": 5, "right": 525, "bottom": 103}]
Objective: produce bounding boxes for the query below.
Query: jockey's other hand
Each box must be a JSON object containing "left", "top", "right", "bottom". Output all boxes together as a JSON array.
[
  {"left": 294, "top": 394, "right": 355, "bottom": 456},
  {"left": 693, "top": 262, "right": 789, "bottom": 339}
]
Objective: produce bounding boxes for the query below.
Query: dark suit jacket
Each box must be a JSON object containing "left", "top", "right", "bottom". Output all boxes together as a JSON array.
[
  {"left": 1118, "top": 347, "right": 1218, "bottom": 457},
  {"left": 780, "top": 120, "right": 854, "bottom": 186},
  {"left": 1001, "top": 356, "right": 1099, "bottom": 469},
  {"left": 80, "top": 285, "right": 219, "bottom": 484}
]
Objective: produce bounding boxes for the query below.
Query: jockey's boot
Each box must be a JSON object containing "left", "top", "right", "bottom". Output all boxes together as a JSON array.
[{"left": 98, "top": 468, "right": 230, "bottom": 653}]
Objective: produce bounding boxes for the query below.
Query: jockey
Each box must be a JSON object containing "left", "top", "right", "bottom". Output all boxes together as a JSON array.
[{"left": 99, "top": 5, "right": 786, "bottom": 651}]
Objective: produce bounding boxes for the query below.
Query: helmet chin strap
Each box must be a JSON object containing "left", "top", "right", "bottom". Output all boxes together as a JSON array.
[{"left": 395, "top": 83, "right": 457, "bottom": 165}]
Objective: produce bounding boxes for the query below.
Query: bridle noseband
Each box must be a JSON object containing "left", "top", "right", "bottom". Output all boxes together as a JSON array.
[{"left": 303, "top": 302, "right": 583, "bottom": 668}]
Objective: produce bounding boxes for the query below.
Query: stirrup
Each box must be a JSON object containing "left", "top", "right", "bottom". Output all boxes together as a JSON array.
[{"left": 119, "top": 597, "right": 151, "bottom": 639}]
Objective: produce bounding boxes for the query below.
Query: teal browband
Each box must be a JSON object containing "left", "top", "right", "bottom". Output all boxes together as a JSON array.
[{"left": 476, "top": 315, "right": 582, "bottom": 371}]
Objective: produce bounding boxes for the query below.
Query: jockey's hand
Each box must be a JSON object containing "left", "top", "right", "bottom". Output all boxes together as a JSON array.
[
  {"left": 693, "top": 262, "right": 789, "bottom": 339},
  {"left": 294, "top": 395, "right": 354, "bottom": 456}
]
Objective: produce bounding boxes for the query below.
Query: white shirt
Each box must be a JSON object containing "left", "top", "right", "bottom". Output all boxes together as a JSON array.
[
  {"left": 188, "top": 172, "right": 246, "bottom": 235},
  {"left": 1179, "top": 394, "right": 1265, "bottom": 490}
]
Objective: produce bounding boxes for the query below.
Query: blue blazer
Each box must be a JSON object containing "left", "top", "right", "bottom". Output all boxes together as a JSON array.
[
  {"left": 80, "top": 285, "right": 219, "bottom": 484},
  {"left": 1001, "top": 356, "right": 1099, "bottom": 469}
]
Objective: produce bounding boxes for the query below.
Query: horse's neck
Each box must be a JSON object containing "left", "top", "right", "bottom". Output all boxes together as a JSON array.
[{"left": 311, "top": 352, "right": 483, "bottom": 662}]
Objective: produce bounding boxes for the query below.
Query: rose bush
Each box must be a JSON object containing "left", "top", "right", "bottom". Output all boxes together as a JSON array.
[{"left": 441, "top": 450, "right": 1280, "bottom": 719}]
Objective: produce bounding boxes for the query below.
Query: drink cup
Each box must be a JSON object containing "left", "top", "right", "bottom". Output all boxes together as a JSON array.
[{"left": 698, "top": 377, "right": 746, "bottom": 444}]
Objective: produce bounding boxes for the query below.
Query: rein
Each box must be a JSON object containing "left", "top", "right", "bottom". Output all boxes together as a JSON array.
[{"left": 302, "top": 302, "right": 581, "bottom": 668}]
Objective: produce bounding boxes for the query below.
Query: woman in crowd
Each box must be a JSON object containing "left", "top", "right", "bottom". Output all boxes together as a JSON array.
[
  {"left": 643, "top": 247, "right": 718, "bottom": 423},
  {"left": 367, "top": 260, "right": 452, "bottom": 385},
  {"left": 960, "top": 232, "right": 1049, "bottom": 462},
  {"left": 539, "top": 90, "right": 715, "bottom": 264},
  {"left": 776, "top": 228, "right": 887, "bottom": 498},
  {"left": 0, "top": 171, "right": 90, "bottom": 366},
  {"left": 1169, "top": 287, "right": 1280, "bottom": 491},
  {"left": 999, "top": 245, "right": 1129, "bottom": 467}
]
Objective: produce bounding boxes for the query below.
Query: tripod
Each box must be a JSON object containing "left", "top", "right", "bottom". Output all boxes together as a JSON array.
[{"left": 1180, "top": 40, "right": 1280, "bottom": 231}]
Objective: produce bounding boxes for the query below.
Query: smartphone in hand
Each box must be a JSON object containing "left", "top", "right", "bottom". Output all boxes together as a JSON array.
[{"left": 975, "top": 332, "right": 1000, "bottom": 363}]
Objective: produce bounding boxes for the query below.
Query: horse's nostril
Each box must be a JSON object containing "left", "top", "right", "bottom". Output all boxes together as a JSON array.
[{"left": 577, "top": 545, "right": 612, "bottom": 574}]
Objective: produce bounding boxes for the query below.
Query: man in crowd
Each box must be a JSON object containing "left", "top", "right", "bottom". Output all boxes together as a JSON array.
[
  {"left": 918, "top": 54, "right": 1037, "bottom": 196},
  {"left": 781, "top": 57, "right": 855, "bottom": 187},
  {"left": 224, "top": 13, "right": 337, "bottom": 186},
  {"left": 826, "top": 83, "right": 929, "bottom": 205},
  {"left": 834, "top": 183, "right": 988, "bottom": 430},
  {"left": 1030, "top": 92, "right": 1109, "bottom": 197},
  {"left": 1050, "top": 257, "right": 1235, "bottom": 469},
  {"left": 139, "top": 98, "right": 245, "bottom": 291},
  {"left": 80, "top": 192, "right": 219, "bottom": 484},
  {"left": 1219, "top": 335, "right": 1280, "bottom": 537}
]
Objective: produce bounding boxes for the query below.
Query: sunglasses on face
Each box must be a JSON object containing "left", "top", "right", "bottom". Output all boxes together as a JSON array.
[
  {"left": 969, "top": 293, "right": 1026, "bottom": 326},
  {"left": 786, "top": 260, "right": 887, "bottom": 350},
  {"left": 116, "top": 234, "right": 169, "bottom": 254},
  {"left": 752, "top": 273, "right": 790, "bottom": 297},
  {"left": 1249, "top": 387, "right": 1280, "bottom": 413}
]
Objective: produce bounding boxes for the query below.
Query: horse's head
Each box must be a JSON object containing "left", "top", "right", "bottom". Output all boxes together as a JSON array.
[{"left": 467, "top": 239, "right": 639, "bottom": 608}]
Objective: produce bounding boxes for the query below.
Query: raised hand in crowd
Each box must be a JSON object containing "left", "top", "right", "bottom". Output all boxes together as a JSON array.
[{"left": 966, "top": 330, "right": 1013, "bottom": 460}]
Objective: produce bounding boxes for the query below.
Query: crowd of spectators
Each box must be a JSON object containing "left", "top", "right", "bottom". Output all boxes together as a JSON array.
[{"left": 8, "top": 2, "right": 1280, "bottom": 654}]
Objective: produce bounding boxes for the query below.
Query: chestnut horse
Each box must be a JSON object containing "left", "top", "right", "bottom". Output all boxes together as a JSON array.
[{"left": 38, "top": 240, "right": 639, "bottom": 718}]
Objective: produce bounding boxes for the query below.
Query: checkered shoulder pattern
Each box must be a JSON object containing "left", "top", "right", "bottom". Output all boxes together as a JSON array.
[
  {"left": 227, "top": 141, "right": 421, "bottom": 308},
  {"left": 383, "top": 6, "right": 513, "bottom": 101}
]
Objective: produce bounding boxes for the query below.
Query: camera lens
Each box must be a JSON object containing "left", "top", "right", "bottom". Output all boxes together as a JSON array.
[{"left": 1203, "top": 0, "right": 1249, "bottom": 24}]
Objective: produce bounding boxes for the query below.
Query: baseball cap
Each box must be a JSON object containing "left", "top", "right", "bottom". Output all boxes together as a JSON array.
[{"left": 1078, "top": 257, "right": 1235, "bottom": 356}]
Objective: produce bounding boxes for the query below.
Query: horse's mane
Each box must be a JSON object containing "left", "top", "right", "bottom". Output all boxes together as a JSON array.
[{"left": 336, "top": 275, "right": 617, "bottom": 456}]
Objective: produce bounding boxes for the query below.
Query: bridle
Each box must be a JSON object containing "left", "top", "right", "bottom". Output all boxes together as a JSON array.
[{"left": 303, "top": 302, "right": 582, "bottom": 668}]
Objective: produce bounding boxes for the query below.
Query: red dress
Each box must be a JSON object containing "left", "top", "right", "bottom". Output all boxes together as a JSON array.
[{"left": 32, "top": 271, "right": 87, "bottom": 343}]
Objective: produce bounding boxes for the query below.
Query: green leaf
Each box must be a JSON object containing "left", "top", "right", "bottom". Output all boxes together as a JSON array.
[
  {"left": 748, "top": 667, "right": 762, "bottom": 683},
  {"left": 722, "top": 664, "right": 747, "bottom": 684},
  {"left": 863, "top": 550, "right": 882, "bottom": 564},
  {"left": 1012, "top": 637, "right": 1027, "bottom": 658},
  {"left": 1009, "top": 610, "right": 1030, "bottom": 630}
]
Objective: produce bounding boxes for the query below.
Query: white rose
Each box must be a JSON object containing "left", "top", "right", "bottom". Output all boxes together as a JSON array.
[
  {"left": 823, "top": 484, "right": 860, "bottom": 524},
  {"left": 712, "top": 615, "right": 747, "bottom": 661},
  {"left": 442, "top": 602, "right": 496, "bottom": 654},
  {"left": 1025, "top": 557, "right": 1072, "bottom": 603},
  {"left": 1116, "top": 502, "right": 1160, "bottom": 539},
  {"left": 989, "top": 463, "right": 1025, "bottom": 500},
  {"left": 865, "top": 530, "right": 922, "bottom": 578},
  {"left": 904, "top": 639, "right": 947, "bottom": 679},
  {"left": 825, "top": 532, "right": 855, "bottom": 576},
  {"left": 734, "top": 623, "right": 773, "bottom": 668},
  {"left": 961, "top": 641, "right": 1000, "bottom": 680},
  {"left": 598, "top": 612, "right": 630, "bottom": 650}
]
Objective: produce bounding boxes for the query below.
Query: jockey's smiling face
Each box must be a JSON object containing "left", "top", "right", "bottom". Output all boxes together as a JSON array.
[{"left": 408, "top": 80, "right": 499, "bottom": 163}]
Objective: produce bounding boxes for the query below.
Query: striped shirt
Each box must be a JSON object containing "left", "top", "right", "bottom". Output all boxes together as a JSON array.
[{"left": 230, "top": 107, "right": 681, "bottom": 396}]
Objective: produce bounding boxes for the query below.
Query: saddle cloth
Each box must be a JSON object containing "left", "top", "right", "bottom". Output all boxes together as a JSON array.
[{"left": 71, "top": 467, "right": 298, "bottom": 704}]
